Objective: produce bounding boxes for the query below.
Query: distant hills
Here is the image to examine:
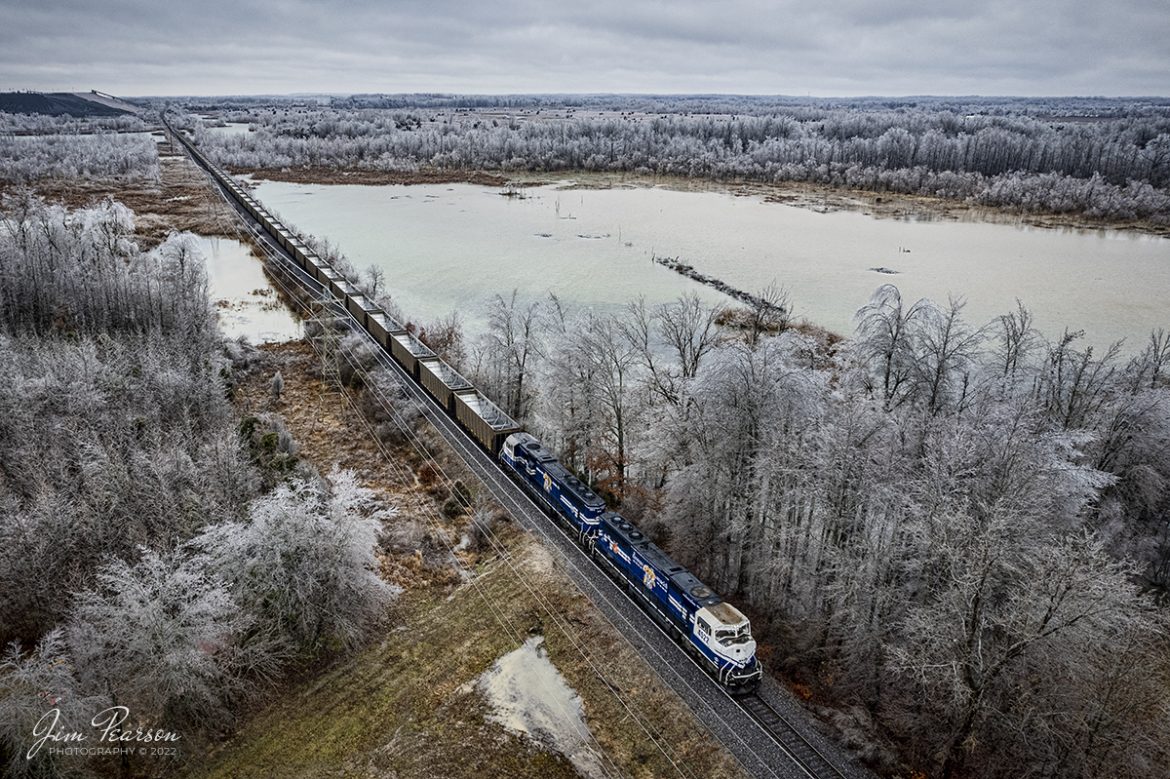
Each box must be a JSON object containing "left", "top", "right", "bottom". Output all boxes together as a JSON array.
[{"left": 0, "top": 91, "right": 138, "bottom": 116}]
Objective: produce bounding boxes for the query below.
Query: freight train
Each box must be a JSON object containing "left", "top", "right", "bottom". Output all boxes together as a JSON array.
[{"left": 167, "top": 118, "right": 762, "bottom": 692}]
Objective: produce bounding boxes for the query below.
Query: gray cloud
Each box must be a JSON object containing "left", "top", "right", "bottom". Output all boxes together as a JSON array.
[{"left": 0, "top": 0, "right": 1166, "bottom": 96}]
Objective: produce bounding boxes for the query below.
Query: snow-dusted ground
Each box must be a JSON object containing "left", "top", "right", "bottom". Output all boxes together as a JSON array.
[
  {"left": 476, "top": 637, "right": 607, "bottom": 779},
  {"left": 71, "top": 91, "right": 143, "bottom": 115}
]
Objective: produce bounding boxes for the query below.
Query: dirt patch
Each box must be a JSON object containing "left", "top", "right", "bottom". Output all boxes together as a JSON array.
[{"left": 232, "top": 340, "right": 461, "bottom": 591}]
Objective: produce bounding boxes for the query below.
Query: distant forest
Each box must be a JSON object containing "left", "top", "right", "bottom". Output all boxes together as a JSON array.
[{"left": 175, "top": 94, "right": 1170, "bottom": 224}]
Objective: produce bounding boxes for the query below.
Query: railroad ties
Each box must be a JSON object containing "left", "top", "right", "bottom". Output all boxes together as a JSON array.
[{"left": 737, "top": 695, "right": 847, "bottom": 779}]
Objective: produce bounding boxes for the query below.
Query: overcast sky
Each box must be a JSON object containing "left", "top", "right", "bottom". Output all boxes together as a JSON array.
[{"left": 1, "top": 0, "right": 1166, "bottom": 97}]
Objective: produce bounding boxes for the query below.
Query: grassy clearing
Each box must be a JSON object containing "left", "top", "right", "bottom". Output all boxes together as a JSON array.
[
  {"left": 185, "top": 553, "right": 580, "bottom": 779},
  {"left": 185, "top": 539, "right": 746, "bottom": 779}
]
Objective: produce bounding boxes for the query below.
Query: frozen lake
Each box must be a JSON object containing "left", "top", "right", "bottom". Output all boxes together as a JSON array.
[{"left": 250, "top": 178, "right": 1170, "bottom": 348}]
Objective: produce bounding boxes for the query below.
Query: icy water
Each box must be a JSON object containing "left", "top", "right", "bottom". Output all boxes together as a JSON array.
[
  {"left": 204, "top": 122, "right": 253, "bottom": 137},
  {"left": 195, "top": 236, "right": 302, "bottom": 343},
  {"left": 251, "top": 178, "right": 1170, "bottom": 348}
]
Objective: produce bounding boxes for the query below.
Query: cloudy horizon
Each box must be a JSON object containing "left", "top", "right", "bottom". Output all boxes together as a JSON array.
[{"left": 1, "top": 0, "right": 1167, "bottom": 98}]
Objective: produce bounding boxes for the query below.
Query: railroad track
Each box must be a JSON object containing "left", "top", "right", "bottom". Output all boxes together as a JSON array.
[
  {"left": 170, "top": 120, "right": 866, "bottom": 779},
  {"left": 738, "top": 695, "right": 848, "bottom": 779}
]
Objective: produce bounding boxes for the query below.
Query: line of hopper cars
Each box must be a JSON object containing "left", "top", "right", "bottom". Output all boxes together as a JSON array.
[{"left": 169, "top": 120, "right": 761, "bottom": 692}]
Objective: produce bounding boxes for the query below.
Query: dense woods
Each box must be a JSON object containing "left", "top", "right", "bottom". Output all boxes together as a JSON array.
[
  {"left": 0, "top": 196, "right": 393, "bottom": 776},
  {"left": 457, "top": 286, "right": 1170, "bottom": 778},
  {"left": 186, "top": 96, "right": 1170, "bottom": 223},
  {"left": 0, "top": 132, "right": 158, "bottom": 183},
  {"left": 0, "top": 113, "right": 148, "bottom": 135}
]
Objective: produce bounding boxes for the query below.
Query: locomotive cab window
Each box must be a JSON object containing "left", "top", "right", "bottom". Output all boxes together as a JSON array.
[{"left": 715, "top": 625, "right": 752, "bottom": 646}]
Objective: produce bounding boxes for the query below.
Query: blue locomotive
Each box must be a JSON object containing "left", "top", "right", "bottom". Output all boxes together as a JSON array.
[{"left": 501, "top": 432, "right": 762, "bottom": 691}]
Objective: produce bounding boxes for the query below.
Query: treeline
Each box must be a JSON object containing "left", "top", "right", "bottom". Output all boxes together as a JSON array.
[
  {"left": 0, "top": 131, "right": 158, "bottom": 183},
  {"left": 457, "top": 287, "right": 1170, "bottom": 778},
  {"left": 0, "top": 196, "right": 394, "bottom": 777},
  {"left": 174, "top": 93, "right": 1170, "bottom": 118},
  {"left": 0, "top": 113, "right": 148, "bottom": 135},
  {"left": 188, "top": 102, "right": 1170, "bottom": 222}
]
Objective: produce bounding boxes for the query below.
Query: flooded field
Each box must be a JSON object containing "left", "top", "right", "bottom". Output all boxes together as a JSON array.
[
  {"left": 204, "top": 122, "right": 253, "bottom": 137},
  {"left": 250, "top": 177, "right": 1170, "bottom": 348},
  {"left": 195, "top": 235, "right": 302, "bottom": 343}
]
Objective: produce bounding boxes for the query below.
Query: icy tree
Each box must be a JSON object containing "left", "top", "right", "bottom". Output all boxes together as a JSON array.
[
  {"left": 0, "top": 197, "right": 251, "bottom": 644},
  {"left": 68, "top": 550, "right": 273, "bottom": 733},
  {"left": 0, "top": 630, "right": 109, "bottom": 779},
  {"left": 189, "top": 470, "right": 397, "bottom": 656},
  {"left": 473, "top": 290, "right": 543, "bottom": 419}
]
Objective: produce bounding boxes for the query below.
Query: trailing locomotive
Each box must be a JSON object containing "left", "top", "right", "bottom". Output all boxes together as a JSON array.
[{"left": 166, "top": 118, "right": 761, "bottom": 693}]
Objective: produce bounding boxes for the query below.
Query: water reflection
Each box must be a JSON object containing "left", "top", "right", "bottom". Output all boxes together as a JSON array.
[
  {"left": 204, "top": 123, "right": 253, "bottom": 138},
  {"left": 195, "top": 235, "right": 302, "bottom": 344}
]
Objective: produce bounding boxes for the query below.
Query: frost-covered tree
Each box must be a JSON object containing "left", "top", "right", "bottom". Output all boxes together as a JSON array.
[
  {"left": 68, "top": 550, "right": 272, "bottom": 733},
  {"left": 620, "top": 293, "right": 725, "bottom": 407},
  {"left": 473, "top": 290, "right": 543, "bottom": 419},
  {"left": 0, "top": 131, "right": 157, "bottom": 183},
  {"left": 890, "top": 528, "right": 1163, "bottom": 779},
  {"left": 0, "top": 630, "right": 109, "bottom": 779},
  {"left": 0, "top": 198, "right": 251, "bottom": 645},
  {"left": 189, "top": 470, "right": 397, "bottom": 656},
  {"left": 853, "top": 284, "right": 929, "bottom": 409}
]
